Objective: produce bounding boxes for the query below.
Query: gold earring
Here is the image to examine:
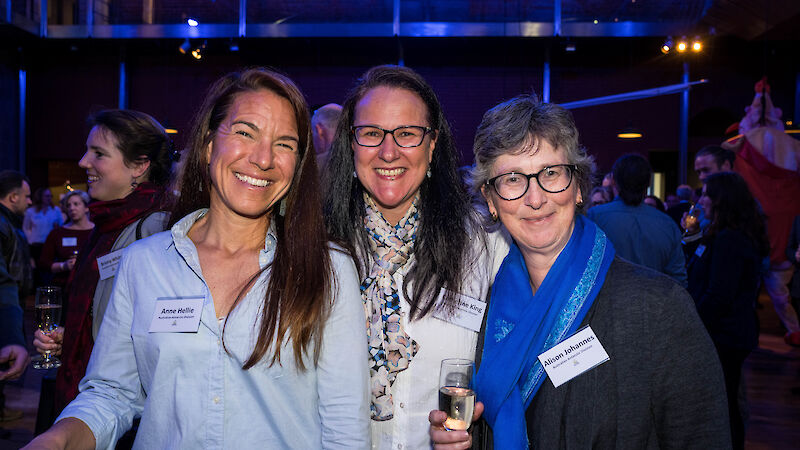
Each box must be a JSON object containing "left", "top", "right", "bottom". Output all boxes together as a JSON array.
[{"left": 491, "top": 211, "right": 498, "bottom": 222}]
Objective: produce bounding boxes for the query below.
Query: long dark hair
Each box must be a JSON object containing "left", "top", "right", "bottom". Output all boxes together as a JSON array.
[
  {"left": 171, "top": 67, "right": 332, "bottom": 370},
  {"left": 323, "top": 65, "right": 475, "bottom": 319},
  {"left": 704, "top": 172, "right": 769, "bottom": 257}
]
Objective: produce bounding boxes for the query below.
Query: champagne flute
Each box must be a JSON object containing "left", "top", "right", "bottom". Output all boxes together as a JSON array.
[
  {"left": 33, "top": 286, "right": 62, "bottom": 369},
  {"left": 438, "top": 358, "right": 476, "bottom": 431},
  {"left": 683, "top": 203, "right": 700, "bottom": 235}
]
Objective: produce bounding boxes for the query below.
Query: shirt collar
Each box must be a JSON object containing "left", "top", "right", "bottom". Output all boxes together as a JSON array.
[{"left": 171, "top": 208, "right": 278, "bottom": 270}]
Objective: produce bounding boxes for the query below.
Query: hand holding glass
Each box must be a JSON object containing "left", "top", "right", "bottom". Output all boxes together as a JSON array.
[
  {"left": 683, "top": 204, "right": 700, "bottom": 235},
  {"left": 438, "top": 358, "right": 476, "bottom": 431},
  {"left": 33, "top": 286, "right": 62, "bottom": 369}
]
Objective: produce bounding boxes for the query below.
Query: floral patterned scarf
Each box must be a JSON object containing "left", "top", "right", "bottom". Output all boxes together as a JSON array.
[{"left": 361, "top": 192, "right": 420, "bottom": 421}]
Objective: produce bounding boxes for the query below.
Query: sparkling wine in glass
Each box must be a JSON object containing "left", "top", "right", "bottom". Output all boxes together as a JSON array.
[
  {"left": 33, "top": 286, "right": 62, "bottom": 369},
  {"left": 683, "top": 203, "right": 700, "bottom": 235},
  {"left": 438, "top": 358, "right": 476, "bottom": 431}
]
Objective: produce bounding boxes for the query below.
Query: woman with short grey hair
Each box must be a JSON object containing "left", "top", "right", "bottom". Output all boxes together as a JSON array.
[{"left": 430, "top": 94, "right": 730, "bottom": 449}]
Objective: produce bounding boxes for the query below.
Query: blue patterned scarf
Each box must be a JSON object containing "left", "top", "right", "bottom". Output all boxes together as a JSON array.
[{"left": 475, "top": 216, "right": 615, "bottom": 448}]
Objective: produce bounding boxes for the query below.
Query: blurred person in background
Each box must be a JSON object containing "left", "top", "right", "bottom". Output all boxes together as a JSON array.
[
  {"left": 38, "top": 190, "right": 94, "bottom": 290},
  {"left": 312, "top": 103, "right": 343, "bottom": 171},
  {"left": 644, "top": 195, "right": 666, "bottom": 212},
  {"left": 24, "top": 187, "right": 64, "bottom": 286},
  {"left": 588, "top": 186, "right": 612, "bottom": 209},
  {"left": 687, "top": 172, "right": 769, "bottom": 449}
]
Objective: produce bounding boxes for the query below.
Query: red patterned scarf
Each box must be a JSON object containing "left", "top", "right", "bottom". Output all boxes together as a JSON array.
[{"left": 55, "top": 183, "right": 163, "bottom": 412}]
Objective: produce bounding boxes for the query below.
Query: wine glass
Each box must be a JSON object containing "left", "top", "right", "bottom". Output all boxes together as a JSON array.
[
  {"left": 33, "top": 286, "right": 62, "bottom": 369},
  {"left": 683, "top": 203, "right": 700, "bottom": 235},
  {"left": 438, "top": 358, "right": 476, "bottom": 431}
]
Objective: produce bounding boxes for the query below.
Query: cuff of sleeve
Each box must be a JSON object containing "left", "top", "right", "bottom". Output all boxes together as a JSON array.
[{"left": 56, "top": 405, "right": 112, "bottom": 450}]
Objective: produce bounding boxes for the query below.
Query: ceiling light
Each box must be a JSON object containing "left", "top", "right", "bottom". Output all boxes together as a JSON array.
[
  {"left": 187, "top": 18, "right": 199, "bottom": 27},
  {"left": 691, "top": 37, "right": 702, "bottom": 52},
  {"left": 178, "top": 38, "right": 191, "bottom": 54},
  {"left": 191, "top": 40, "right": 207, "bottom": 60},
  {"left": 617, "top": 125, "right": 643, "bottom": 139},
  {"left": 676, "top": 37, "right": 688, "bottom": 53},
  {"left": 661, "top": 37, "right": 673, "bottom": 54}
]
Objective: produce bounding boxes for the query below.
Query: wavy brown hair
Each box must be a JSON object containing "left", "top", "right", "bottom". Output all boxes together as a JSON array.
[
  {"left": 704, "top": 172, "right": 770, "bottom": 257},
  {"left": 171, "top": 67, "right": 332, "bottom": 370}
]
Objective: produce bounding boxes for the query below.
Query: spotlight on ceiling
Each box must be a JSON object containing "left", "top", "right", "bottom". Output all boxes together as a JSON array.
[
  {"left": 691, "top": 37, "right": 702, "bottom": 52},
  {"left": 178, "top": 38, "right": 191, "bottom": 54},
  {"left": 676, "top": 36, "right": 688, "bottom": 53},
  {"left": 661, "top": 37, "right": 673, "bottom": 54},
  {"left": 229, "top": 39, "right": 239, "bottom": 52},
  {"left": 187, "top": 18, "right": 199, "bottom": 27},
  {"left": 191, "top": 40, "right": 207, "bottom": 60}
]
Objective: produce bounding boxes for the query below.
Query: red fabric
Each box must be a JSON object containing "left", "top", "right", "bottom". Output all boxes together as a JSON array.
[
  {"left": 38, "top": 226, "right": 94, "bottom": 288},
  {"left": 55, "top": 183, "right": 162, "bottom": 412},
  {"left": 734, "top": 138, "right": 800, "bottom": 264}
]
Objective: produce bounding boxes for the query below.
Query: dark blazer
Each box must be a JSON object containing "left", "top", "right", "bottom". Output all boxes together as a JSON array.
[
  {"left": 474, "top": 257, "right": 730, "bottom": 449},
  {"left": 687, "top": 229, "right": 761, "bottom": 351},
  {"left": 787, "top": 215, "right": 800, "bottom": 299}
]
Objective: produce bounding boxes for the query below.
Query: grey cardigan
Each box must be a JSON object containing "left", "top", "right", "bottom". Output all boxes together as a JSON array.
[
  {"left": 474, "top": 257, "right": 731, "bottom": 449},
  {"left": 91, "top": 211, "right": 169, "bottom": 339}
]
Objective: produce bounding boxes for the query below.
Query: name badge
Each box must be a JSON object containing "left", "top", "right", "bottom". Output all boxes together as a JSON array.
[
  {"left": 97, "top": 249, "right": 125, "bottom": 281},
  {"left": 62, "top": 237, "right": 78, "bottom": 247},
  {"left": 148, "top": 296, "right": 204, "bottom": 333},
  {"left": 432, "top": 291, "right": 486, "bottom": 332},
  {"left": 694, "top": 244, "right": 706, "bottom": 257},
  {"left": 538, "top": 326, "right": 610, "bottom": 388}
]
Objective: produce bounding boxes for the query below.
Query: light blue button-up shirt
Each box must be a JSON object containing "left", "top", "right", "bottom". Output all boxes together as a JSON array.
[{"left": 58, "top": 209, "right": 370, "bottom": 449}]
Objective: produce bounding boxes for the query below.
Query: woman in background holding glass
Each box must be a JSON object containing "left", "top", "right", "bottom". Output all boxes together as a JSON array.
[
  {"left": 324, "top": 65, "right": 507, "bottom": 449},
  {"left": 26, "top": 68, "right": 368, "bottom": 449},
  {"left": 32, "top": 109, "right": 174, "bottom": 414},
  {"left": 430, "top": 94, "right": 730, "bottom": 448},
  {"left": 38, "top": 190, "right": 94, "bottom": 289}
]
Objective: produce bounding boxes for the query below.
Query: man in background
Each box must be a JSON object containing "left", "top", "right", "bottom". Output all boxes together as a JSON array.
[
  {"left": 0, "top": 170, "right": 33, "bottom": 429},
  {"left": 311, "top": 103, "right": 342, "bottom": 172},
  {"left": 588, "top": 154, "right": 687, "bottom": 286}
]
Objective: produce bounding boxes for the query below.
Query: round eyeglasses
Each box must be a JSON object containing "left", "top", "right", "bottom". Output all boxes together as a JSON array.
[
  {"left": 486, "top": 164, "right": 577, "bottom": 201},
  {"left": 352, "top": 125, "right": 434, "bottom": 148}
]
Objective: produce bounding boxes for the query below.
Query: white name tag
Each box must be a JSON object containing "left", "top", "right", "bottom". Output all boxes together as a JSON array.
[
  {"left": 96, "top": 249, "right": 125, "bottom": 281},
  {"left": 62, "top": 237, "right": 78, "bottom": 247},
  {"left": 538, "top": 326, "right": 610, "bottom": 388},
  {"left": 433, "top": 291, "right": 486, "bottom": 332},
  {"left": 148, "top": 296, "right": 204, "bottom": 333}
]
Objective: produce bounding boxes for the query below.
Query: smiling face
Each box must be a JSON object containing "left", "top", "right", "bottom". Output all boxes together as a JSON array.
[
  {"left": 352, "top": 86, "right": 436, "bottom": 224},
  {"left": 206, "top": 89, "right": 299, "bottom": 220},
  {"left": 65, "top": 195, "right": 89, "bottom": 223},
  {"left": 79, "top": 126, "right": 148, "bottom": 201},
  {"left": 482, "top": 138, "right": 581, "bottom": 263}
]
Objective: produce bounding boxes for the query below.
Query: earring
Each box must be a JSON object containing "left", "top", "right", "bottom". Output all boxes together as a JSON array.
[
  {"left": 130, "top": 176, "right": 139, "bottom": 190},
  {"left": 279, "top": 198, "right": 287, "bottom": 216},
  {"left": 576, "top": 200, "right": 584, "bottom": 208},
  {"left": 353, "top": 171, "right": 358, "bottom": 179},
  {"left": 426, "top": 169, "right": 431, "bottom": 178},
  {"left": 491, "top": 211, "right": 498, "bottom": 222}
]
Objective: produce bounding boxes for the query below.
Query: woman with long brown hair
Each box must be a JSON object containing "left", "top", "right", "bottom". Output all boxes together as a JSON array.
[{"left": 27, "top": 68, "right": 368, "bottom": 449}]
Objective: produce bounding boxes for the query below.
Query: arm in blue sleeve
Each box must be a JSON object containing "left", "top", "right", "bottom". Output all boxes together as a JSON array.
[
  {"left": 317, "top": 250, "right": 370, "bottom": 449},
  {"left": 665, "top": 224, "right": 688, "bottom": 288},
  {"left": 56, "top": 251, "right": 145, "bottom": 450}
]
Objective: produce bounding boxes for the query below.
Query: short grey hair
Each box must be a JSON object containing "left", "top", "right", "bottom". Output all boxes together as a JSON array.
[
  {"left": 311, "top": 103, "right": 342, "bottom": 132},
  {"left": 62, "top": 189, "right": 90, "bottom": 208},
  {"left": 470, "top": 94, "right": 594, "bottom": 221}
]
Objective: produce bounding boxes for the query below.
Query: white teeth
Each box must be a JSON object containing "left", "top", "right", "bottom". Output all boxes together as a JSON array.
[
  {"left": 87, "top": 175, "right": 99, "bottom": 182},
  {"left": 376, "top": 168, "right": 405, "bottom": 177},
  {"left": 235, "top": 172, "right": 271, "bottom": 187}
]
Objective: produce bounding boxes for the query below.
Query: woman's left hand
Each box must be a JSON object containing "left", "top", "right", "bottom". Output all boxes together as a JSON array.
[{"left": 428, "top": 401, "right": 484, "bottom": 449}]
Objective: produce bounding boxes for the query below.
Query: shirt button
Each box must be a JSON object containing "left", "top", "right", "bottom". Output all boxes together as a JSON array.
[
  {"left": 399, "top": 402, "right": 404, "bottom": 408},
  {"left": 397, "top": 445, "right": 402, "bottom": 449},
  {"left": 213, "top": 396, "right": 220, "bottom": 404}
]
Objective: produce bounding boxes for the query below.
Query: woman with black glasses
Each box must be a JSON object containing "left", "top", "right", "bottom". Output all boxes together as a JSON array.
[
  {"left": 323, "top": 65, "right": 508, "bottom": 449},
  {"left": 430, "top": 94, "right": 730, "bottom": 449}
]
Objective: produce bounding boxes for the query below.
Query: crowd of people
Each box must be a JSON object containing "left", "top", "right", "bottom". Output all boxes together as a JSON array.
[{"left": 0, "top": 65, "right": 796, "bottom": 449}]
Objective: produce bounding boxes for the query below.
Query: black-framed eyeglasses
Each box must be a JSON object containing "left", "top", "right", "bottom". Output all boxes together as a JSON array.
[
  {"left": 351, "top": 125, "right": 434, "bottom": 148},
  {"left": 486, "top": 164, "right": 577, "bottom": 201}
]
